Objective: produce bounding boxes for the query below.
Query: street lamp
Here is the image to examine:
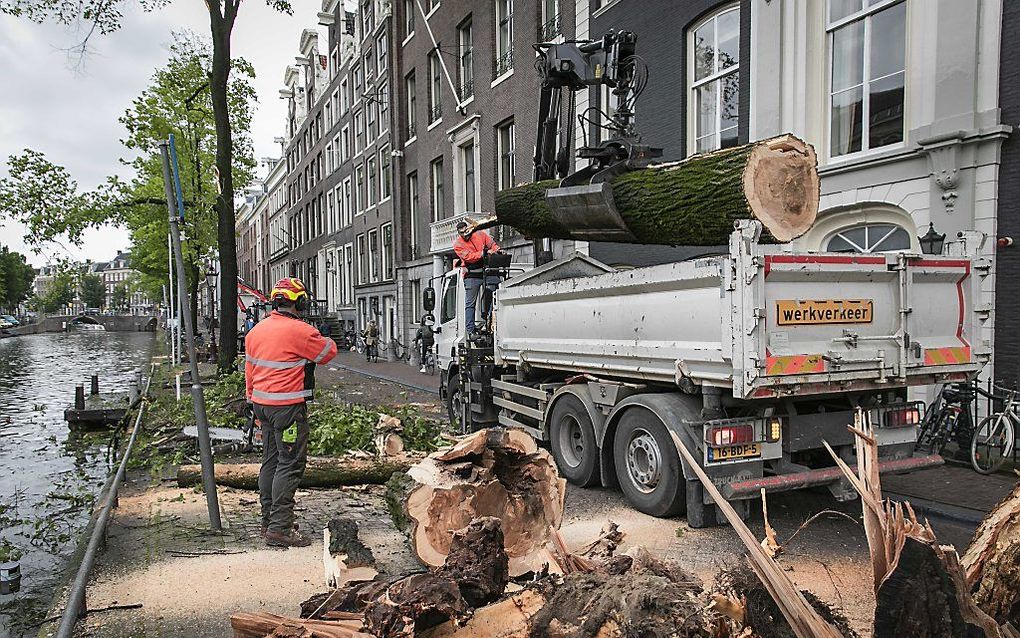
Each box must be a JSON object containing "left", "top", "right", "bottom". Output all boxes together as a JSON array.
[{"left": 919, "top": 223, "right": 946, "bottom": 255}]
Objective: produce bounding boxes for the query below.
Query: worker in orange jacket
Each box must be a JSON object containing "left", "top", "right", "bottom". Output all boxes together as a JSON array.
[
  {"left": 454, "top": 220, "right": 503, "bottom": 335},
  {"left": 245, "top": 277, "right": 337, "bottom": 547}
]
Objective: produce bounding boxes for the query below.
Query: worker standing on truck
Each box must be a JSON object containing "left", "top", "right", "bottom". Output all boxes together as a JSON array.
[
  {"left": 454, "top": 220, "right": 502, "bottom": 336},
  {"left": 245, "top": 277, "right": 337, "bottom": 548}
]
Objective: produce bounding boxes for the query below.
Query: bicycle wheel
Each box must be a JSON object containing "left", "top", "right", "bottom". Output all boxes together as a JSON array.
[{"left": 971, "top": 413, "right": 1015, "bottom": 474}]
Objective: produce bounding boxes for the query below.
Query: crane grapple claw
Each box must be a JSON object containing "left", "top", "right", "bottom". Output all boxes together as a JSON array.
[{"left": 543, "top": 182, "right": 636, "bottom": 241}]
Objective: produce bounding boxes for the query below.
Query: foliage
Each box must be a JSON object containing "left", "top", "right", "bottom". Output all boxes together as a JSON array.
[
  {"left": 204, "top": 369, "right": 246, "bottom": 430},
  {"left": 0, "top": 537, "right": 21, "bottom": 563},
  {"left": 117, "top": 32, "right": 258, "bottom": 300},
  {"left": 111, "top": 282, "right": 130, "bottom": 311},
  {"left": 307, "top": 402, "right": 379, "bottom": 456},
  {"left": 0, "top": 149, "right": 114, "bottom": 248},
  {"left": 307, "top": 402, "right": 446, "bottom": 457},
  {"left": 80, "top": 273, "right": 106, "bottom": 309},
  {"left": 0, "top": 246, "right": 35, "bottom": 312}
]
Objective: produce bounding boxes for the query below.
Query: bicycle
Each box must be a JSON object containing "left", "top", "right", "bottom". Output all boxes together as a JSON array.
[
  {"left": 971, "top": 387, "right": 1017, "bottom": 474},
  {"left": 918, "top": 381, "right": 1016, "bottom": 474},
  {"left": 389, "top": 337, "right": 411, "bottom": 362},
  {"left": 422, "top": 349, "right": 436, "bottom": 375}
]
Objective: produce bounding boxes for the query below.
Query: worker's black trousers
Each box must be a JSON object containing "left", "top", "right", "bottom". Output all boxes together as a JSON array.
[{"left": 253, "top": 402, "right": 309, "bottom": 534}]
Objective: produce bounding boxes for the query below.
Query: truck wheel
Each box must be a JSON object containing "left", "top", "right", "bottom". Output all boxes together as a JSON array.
[
  {"left": 549, "top": 394, "right": 599, "bottom": 487},
  {"left": 613, "top": 409, "right": 685, "bottom": 518},
  {"left": 446, "top": 376, "right": 466, "bottom": 434}
]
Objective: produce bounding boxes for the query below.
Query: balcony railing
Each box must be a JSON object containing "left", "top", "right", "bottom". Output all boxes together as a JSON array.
[
  {"left": 493, "top": 49, "right": 514, "bottom": 78},
  {"left": 406, "top": 122, "right": 417, "bottom": 139},
  {"left": 428, "top": 103, "right": 442, "bottom": 123},
  {"left": 540, "top": 14, "right": 561, "bottom": 41},
  {"left": 460, "top": 78, "right": 474, "bottom": 101},
  {"left": 430, "top": 212, "right": 474, "bottom": 254}
]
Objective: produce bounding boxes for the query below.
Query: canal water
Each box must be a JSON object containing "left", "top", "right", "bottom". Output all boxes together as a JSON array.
[{"left": 0, "top": 331, "right": 154, "bottom": 636}]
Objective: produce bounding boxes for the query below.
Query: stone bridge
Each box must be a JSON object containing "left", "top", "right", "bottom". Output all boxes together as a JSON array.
[{"left": 3, "top": 315, "right": 159, "bottom": 336}]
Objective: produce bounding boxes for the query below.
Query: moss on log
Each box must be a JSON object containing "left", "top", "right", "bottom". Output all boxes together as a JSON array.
[
  {"left": 177, "top": 457, "right": 413, "bottom": 490},
  {"left": 493, "top": 134, "right": 818, "bottom": 245}
]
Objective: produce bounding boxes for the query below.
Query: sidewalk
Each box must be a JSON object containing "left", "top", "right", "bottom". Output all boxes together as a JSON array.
[
  {"left": 883, "top": 462, "right": 1017, "bottom": 524},
  {"left": 326, "top": 350, "right": 440, "bottom": 395}
]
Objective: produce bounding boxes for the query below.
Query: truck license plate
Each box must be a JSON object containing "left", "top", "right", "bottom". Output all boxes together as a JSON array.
[
  {"left": 776, "top": 299, "right": 873, "bottom": 326},
  {"left": 707, "top": 443, "right": 761, "bottom": 462}
]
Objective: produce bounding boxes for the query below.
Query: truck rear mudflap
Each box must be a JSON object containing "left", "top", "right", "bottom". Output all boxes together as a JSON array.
[{"left": 719, "top": 453, "right": 943, "bottom": 500}]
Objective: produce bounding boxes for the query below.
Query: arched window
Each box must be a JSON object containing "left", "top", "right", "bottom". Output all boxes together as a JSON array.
[
  {"left": 689, "top": 4, "right": 740, "bottom": 153},
  {"left": 824, "top": 223, "right": 911, "bottom": 253}
]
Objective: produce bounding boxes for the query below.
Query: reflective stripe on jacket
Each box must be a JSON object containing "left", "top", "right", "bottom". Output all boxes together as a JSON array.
[{"left": 244, "top": 311, "right": 338, "bottom": 406}]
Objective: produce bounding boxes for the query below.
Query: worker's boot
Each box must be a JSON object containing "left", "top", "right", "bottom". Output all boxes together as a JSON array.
[{"left": 265, "top": 528, "right": 311, "bottom": 548}]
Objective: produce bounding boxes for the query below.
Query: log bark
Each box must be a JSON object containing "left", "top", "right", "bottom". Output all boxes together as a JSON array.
[
  {"left": 404, "top": 428, "right": 565, "bottom": 576},
  {"left": 493, "top": 134, "right": 819, "bottom": 245},
  {"left": 229, "top": 611, "right": 370, "bottom": 638},
  {"left": 323, "top": 518, "right": 377, "bottom": 590},
  {"left": 177, "top": 457, "right": 412, "bottom": 490},
  {"left": 963, "top": 482, "right": 1020, "bottom": 627}
]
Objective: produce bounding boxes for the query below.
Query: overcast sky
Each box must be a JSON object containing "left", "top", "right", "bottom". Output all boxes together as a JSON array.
[{"left": 0, "top": 1, "right": 309, "bottom": 267}]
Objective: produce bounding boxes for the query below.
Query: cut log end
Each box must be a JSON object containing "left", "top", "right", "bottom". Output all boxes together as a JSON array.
[
  {"left": 742, "top": 134, "right": 819, "bottom": 242},
  {"left": 405, "top": 429, "right": 565, "bottom": 576}
]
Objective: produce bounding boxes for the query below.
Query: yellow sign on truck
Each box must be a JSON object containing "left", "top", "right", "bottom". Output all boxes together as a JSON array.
[{"left": 775, "top": 299, "right": 874, "bottom": 326}]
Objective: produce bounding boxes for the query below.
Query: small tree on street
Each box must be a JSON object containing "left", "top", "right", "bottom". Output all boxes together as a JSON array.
[{"left": 0, "top": 246, "right": 35, "bottom": 313}]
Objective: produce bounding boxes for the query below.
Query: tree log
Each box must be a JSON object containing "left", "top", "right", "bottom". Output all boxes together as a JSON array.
[
  {"left": 404, "top": 428, "right": 565, "bottom": 576},
  {"left": 177, "top": 457, "right": 412, "bottom": 490},
  {"left": 229, "top": 611, "right": 370, "bottom": 638},
  {"left": 963, "top": 481, "right": 1020, "bottom": 627},
  {"left": 492, "top": 134, "right": 819, "bottom": 245}
]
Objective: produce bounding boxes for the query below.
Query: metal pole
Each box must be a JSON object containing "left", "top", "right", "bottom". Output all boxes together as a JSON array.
[
  {"left": 168, "top": 233, "right": 178, "bottom": 365},
  {"left": 160, "top": 138, "right": 222, "bottom": 530}
]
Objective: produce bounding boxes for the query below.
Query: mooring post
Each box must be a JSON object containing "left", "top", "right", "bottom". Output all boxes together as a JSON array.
[
  {"left": 90, "top": 374, "right": 99, "bottom": 396},
  {"left": 74, "top": 384, "right": 85, "bottom": 410}
]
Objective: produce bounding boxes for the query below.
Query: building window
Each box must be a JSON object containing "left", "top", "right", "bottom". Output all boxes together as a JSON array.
[
  {"left": 361, "top": 0, "right": 374, "bottom": 36},
  {"left": 404, "top": 0, "right": 415, "bottom": 39},
  {"left": 343, "top": 243, "right": 354, "bottom": 304},
  {"left": 355, "top": 164, "right": 365, "bottom": 213},
  {"left": 430, "top": 157, "right": 444, "bottom": 221},
  {"left": 828, "top": 0, "right": 906, "bottom": 158},
  {"left": 343, "top": 177, "right": 353, "bottom": 227},
  {"left": 377, "top": 32, "right": 388, "bottom": 74},
  {"left": 341, "top": 78, "right": 350, "bottom": 114},
  {"left": 496, "top": 119, "right": 515, "bottom": 190},
  {"left": 382, "top": 223, "right": 394, "bottom": 280},
  {"left": 541, "top": 0, "right": 560, "bottom": 41},
  {"left": 355, "top": 109, "right": 364, "bottom": 152},
  {"left": 368, "top": 228, "right": 380, "bottom": 282},
  {"left": 458, "top": 18, "right": 474, "bottom": 100},
  {"left": 380, "top": 145, "right": 392, "bottom": 201},
  {"left": 825, "top": 223, "right": 911, "bottom": 253},
  {"left": 690, "top": 5, "right": 739, "bottom": 153},
  {"left": 353, "top": 64, "right": 363, "bottom": 103},
  {"left": 364, "top": 49, "right": 375, "bottom": 84},
  {"left": 408, "top": 172, "right": 419, "bottom": 254},
  {"left": 341, "top": 125, "right": 352, "bottom": 161},
  {"left": 378, "top": 81, "right": 389, "bottom": 132},
  {"left": 459, "top": 141, "right": 476, "bottom": 212},
  {"left": 495, "top": 0, "right": 513, "bottom": 77},
  {"left": 367, "top": 157, "right": 377, "bottom": 207},
  {"left": 367, "top": 98, "right": 378, "bottom": 140},
  {"left": 357, "top": 233, "right": 367, "bottom": 284},
  {"left": 428, "top": 50, "right": 443, "bottom": 123},
  {"left": 406, "top": 72, "right": 417, "bottom": 138}
]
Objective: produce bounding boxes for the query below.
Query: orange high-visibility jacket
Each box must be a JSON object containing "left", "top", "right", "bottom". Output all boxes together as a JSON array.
[
  {"left": 245, "top": 311, "right": 338, "bottom": 405},
  {"left": 453, "top": 230, "right": 500, "bottom": 266}
]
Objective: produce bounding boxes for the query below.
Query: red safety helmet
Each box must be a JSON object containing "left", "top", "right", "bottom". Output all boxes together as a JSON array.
[{"left": 270, "top": 277, "right": 309, "bottom": 311}]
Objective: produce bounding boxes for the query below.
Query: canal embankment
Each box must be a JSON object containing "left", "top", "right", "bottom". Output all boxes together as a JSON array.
[{"left": 3, "top": 316, "right": 158, "bottom": 338}]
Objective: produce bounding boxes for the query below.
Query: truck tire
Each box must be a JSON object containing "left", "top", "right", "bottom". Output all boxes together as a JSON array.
[
  {"left": 613, "top": 408, "right": 685, "bottom": 518},
  {"left": 446, "top": 376, "right": 466, "bottom": 434},
  {"left": 548, "top": 394, "right": 599, "bottom": 487}
]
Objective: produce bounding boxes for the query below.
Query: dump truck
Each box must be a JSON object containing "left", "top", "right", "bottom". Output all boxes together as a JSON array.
[{"left": 425, "top": 221, "right": 985, "bottom": 527}]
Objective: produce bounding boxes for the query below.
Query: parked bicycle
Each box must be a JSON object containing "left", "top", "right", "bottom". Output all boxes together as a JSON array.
[{"left": 918, "top": 381, "right": 1016, "bottom": 474}]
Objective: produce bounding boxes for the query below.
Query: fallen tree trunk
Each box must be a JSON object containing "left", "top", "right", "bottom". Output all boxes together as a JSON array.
[
  {"left": 492, "top": 133, "right": 818, "bottom": 245},
  {"left": 404, "top": 429, "right": 565, "bottom": 576},
  {"left": 963, "top": 481, "right": 1020, "bottom": 627},
  {"left": 177, "top": 457, "right": 412, "bottom": 490},
  {"left": 229, "top": 611, "right": 370, "bottom": 637}
]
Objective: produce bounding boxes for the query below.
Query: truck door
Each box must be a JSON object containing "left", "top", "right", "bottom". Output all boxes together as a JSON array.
[{"left": 435, "top": 271, "right": 463, "bottom": 370}]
